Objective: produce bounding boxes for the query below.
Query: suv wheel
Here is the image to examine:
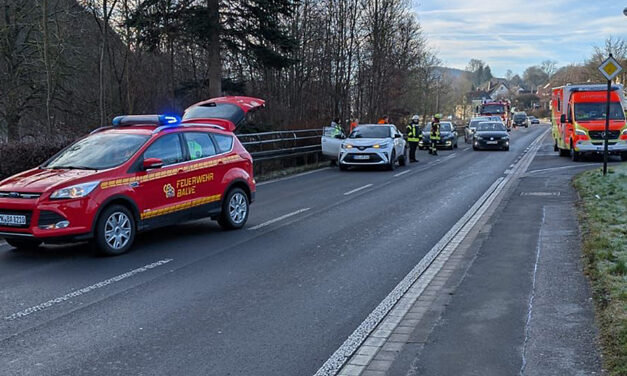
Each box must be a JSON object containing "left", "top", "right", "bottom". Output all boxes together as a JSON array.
[
  {"left": 398, "top": 148, "right": 407, "bottom": 166},
  {"left": 94, "top": 205, "right": 136, "bottom": 256},
  {"left": 386, "top": 151, "right": 396, "bottom": 171},
  {"left": 6, "top": 238, "right": 42, "bottom": 250},
  {"left": 218, "top": 188, "right": 249, "bottom": 230},
  {"left": 570, "top": 142, "right": 580, "bottom": 162}
]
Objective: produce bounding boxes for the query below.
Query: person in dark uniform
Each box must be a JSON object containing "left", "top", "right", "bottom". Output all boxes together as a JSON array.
[
  {"left": 406, "top": 115, "right": 421, "bottom": 163},
  {"left": 429, "top": 114, "right": 442, "bottom": 156}
]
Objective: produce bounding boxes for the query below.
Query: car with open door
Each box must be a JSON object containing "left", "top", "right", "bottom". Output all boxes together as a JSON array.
[
  {"left": 0, "top": 96, "right": 263, "bottom": 256},
  {"left": 321, "top": 126, "right": 347, "bottom": 163},
  {"left": 338, "top": 125, "right": 407, "bottom": 171}
]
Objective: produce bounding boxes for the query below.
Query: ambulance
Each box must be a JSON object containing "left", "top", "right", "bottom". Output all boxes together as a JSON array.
[{"left": 551, "top": 84, "right": 627, "bottom": 161}]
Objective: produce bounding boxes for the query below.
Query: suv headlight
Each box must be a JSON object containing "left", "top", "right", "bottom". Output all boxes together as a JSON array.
[
  {"left": 575, "top": 129, "right": 587, "bottom": 136},
  {"left": 622, "top": 129, "right": 627, "bottom": 135},
  {"left": 475, "top": 136, "right": 483, "bottom": 140},
  {"left": 373, "top": 142, "right": 389, "bottom": 149},
  {"left": 342, "top": 143, "right": 353, "bottom": 149},
  {"left": 50, "top": 181, "right": 100, "bottom": 199}
]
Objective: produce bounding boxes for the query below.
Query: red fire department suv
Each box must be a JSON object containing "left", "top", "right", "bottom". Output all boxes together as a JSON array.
[{"left": 0, "top": 96, "right": 263, "bottom": 255}]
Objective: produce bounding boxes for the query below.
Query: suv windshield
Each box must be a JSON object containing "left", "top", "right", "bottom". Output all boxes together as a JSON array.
[
  {"left": 470, "top": 119, "right": 488, "bottom": 128},
  {"left": 350, "top": 126, "right": 391, "bottom": 138},
  {"left": 477, "top": 122, "right": 506, "bottom": 132},
  {"left": 45, "top": 133, "right": 149, "bottom": 170},
  {"left": 513, "top": 114, "right": 526, "bottom": 120},
  {"left": 574, "top": 102, "right": 625, "bottom": 121},
  {"left": 424, "top": 123, "right": 452, "bottom": 132}
]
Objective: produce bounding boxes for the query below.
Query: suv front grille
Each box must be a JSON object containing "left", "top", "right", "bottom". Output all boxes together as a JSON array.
[
  {"left": 344, "top": 153, "right": 383, "bottom": 163},
  {"left": 588, "top": 130, "right": 620, "bottom": 140},
  {"left": 0, "top": 192, "right": 41, "bottom": 199}
]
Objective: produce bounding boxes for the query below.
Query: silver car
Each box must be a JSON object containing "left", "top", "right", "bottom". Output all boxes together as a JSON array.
[{"left": 333, "top": 125, "right": 407, "bottom": 170}]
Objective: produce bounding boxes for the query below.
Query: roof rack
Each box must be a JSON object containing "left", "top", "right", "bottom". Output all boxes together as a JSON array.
[{"left": 152, "top": 123, "right": 226, "bottom": 134}]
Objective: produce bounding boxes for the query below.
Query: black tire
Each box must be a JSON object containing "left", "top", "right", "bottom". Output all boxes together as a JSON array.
[
  {"left": 570, "top": 142, "right": 580, "bottom": 162},
  {"left": 93, "top": 204, "right": 136, "bottom": 256},
  {"left": 6, "top": 238, "right": 41, "bottom": 250},
  {"left": 504, "top": 146, "right": 510, "bottom": 151},
  {"left": 398, "top": 148, "right": 407, "bottom": 166},
  {"left": 473, "top": 146, "right": 478, "bottom": 151},
  {"left": 218, "top": 187, "right": 249, "bottom": 230},
  {"left": 339, "top": 163, "right": 349, "bottom": 171},
  {"left": 386, "top": 151, "right": 396, "bottom": 171}
]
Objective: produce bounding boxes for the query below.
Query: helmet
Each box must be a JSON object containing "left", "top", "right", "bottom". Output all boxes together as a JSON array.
[
  {"left": 412, "top": 115, "right": 420, "bottom": 121},
  {"left": 434, "top": 113, "right": 442, "bottom": 120}
]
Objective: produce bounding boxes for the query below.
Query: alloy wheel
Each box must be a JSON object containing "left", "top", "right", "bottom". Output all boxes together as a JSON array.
[{"left": 104, "top": 212, "right": 132, "bottom": 250}]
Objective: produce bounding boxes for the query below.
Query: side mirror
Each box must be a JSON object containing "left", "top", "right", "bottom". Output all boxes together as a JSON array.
[
  {"left": 334, "top": 134, "right": 345, "bottom": 139},
  {"left": 394, "top": 134, "right": 402, "bottom": 138},
  {"left": 143, "top": 157, "right": 163, "bottom": 170},
  {"left": 560, "top": 114, "right": 567, "bottom": 123}
]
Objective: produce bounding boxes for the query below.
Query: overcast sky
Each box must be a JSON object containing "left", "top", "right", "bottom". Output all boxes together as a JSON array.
[{"left": 413, "top": 0, "right": 627, "bottom": 77}]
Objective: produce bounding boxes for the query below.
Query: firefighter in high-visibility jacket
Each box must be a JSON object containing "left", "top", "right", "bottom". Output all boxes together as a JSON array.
[
  {"left": 406, "top": 115, "right": 421, "bottom": 163},
  {"left": 429, "top": 114, "right": 442, "bottom": 156}
]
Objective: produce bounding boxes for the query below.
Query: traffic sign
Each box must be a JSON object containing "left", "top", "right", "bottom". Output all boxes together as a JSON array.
[{"left": 598, "top": 56, "right": 623, "bottom": 81}]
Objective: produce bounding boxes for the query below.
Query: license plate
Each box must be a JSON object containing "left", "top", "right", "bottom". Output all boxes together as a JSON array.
[
  {"left": 354, "top": 155, "right": 370, "bottom": 160},
  {"left": 487, "top": 141, "right": 498, "bottom": 144},
  {"left": 0, "top": 214, "right": 26, "bottom": 226}
]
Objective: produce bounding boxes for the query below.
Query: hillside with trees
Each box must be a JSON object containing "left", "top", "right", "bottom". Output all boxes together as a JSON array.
[{"left": 0, "top": 0, "right": 449, "bottom": 142}]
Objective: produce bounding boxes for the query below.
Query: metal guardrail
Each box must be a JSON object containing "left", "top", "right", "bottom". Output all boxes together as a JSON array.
[{"left": 237, "top": 129, "right": 323, "bottom": 161}]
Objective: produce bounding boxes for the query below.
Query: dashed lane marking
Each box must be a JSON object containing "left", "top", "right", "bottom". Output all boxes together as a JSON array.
[
  {"left": 343, "top": 184, "right": 373, "bottom": 196},
  {"left": 4, "top": 259, "right": 173, "bottom": 321},
  {"left": 393, "top": 170, "right": 410, "bottom": 177},
  {"left": 248, "top": 208, "right": 311, "bottom": 230}
]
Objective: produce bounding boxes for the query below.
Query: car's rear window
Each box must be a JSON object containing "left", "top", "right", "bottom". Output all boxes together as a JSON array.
[{"left": 45, "top": 133, "right": 149, "bottom": 170}]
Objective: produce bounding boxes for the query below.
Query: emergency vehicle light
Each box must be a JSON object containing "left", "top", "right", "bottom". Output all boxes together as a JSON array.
[{"left": 112, "top": 114, "right": 181, "bottom": 127}]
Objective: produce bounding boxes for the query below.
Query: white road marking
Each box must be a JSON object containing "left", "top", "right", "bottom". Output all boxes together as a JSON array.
[
  {"left": 248, "top": 208, "right": 311, "bottom": 230},
  {"left": 316, "top": 128, "right": 549, "bottom": 376},
  {"left": 257, "top": 167, "right": 331, "bottom": 186},
  {"left": 343, "top": 184, "right": 373, "bottom": 196},
  {"left": 463, "top": 147, "right": 471, "bottom": 151},
  {"left": 525, "top": 164, "right": 598, "bottom": 174},
  {"left": 393, "top": 170, "right": 410, "bottom": 177},
  {"left": 4, "top": 259, "right": 173, "bottom": 321}
]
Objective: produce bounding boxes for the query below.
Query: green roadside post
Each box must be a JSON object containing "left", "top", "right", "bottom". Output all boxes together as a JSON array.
[{"left": 598, "top": 54, "right": 623, "bottom": 176}]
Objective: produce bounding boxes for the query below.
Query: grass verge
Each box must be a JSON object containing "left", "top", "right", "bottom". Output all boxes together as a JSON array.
[{"left": 573, "top": 164, "right": 627, "bottom": 375}]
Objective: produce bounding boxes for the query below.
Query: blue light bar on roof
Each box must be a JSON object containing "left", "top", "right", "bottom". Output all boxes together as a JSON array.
[{"left": 112, "top": 114, "right": 181, "bottom": 127}]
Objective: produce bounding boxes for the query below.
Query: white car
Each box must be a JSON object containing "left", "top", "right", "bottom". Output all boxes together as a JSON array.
[
  {"left": 321, "top": 126, "right": 347, "bottom": 162},
  {"left": 322, "top": 124, "right": 407, "bottom": 171}
]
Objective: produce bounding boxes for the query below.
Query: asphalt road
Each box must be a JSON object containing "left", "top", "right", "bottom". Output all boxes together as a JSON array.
[{"left": 0, "top": 125, "right": 548, "bottom": 376}]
